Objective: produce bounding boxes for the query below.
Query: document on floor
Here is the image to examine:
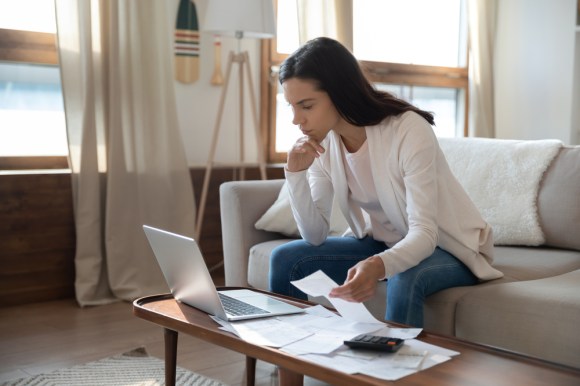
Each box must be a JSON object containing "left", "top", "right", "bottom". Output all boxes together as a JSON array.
[{"left": 290, "top": 269, "right": 385, "bottom": 324}]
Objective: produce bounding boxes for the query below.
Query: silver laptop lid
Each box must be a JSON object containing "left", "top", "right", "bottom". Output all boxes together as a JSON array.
[{"left": 143, "top": 225, "right": 228, "bottom": 320}]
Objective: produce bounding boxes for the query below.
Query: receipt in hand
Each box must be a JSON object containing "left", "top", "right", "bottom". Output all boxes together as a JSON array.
[{"left": 291, "top": 270, "right": 384, "bottom": 324}]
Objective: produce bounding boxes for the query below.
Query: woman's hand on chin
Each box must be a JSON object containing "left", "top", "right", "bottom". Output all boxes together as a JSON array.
[{"left": 286, "top": 135, "right": 325, "bottom": 172}]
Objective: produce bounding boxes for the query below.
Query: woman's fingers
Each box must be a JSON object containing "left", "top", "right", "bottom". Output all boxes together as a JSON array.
[
  {"left": 330, "top": 280, "right": 374, "bottom": 302},
  {"left": 293, "top": 136, "right": 323, "bottom": 156},
  {"left": 287, "top": 136, "right": 325, "bottom": 172},
  {"left": 329, "top": 273, "right": 374, "bottom": 302},
  {"left": 329, "top": 258, "right": 383, "bottom": 302}
]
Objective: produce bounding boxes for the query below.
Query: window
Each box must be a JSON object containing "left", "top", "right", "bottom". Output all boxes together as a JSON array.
[
  {"left": 262, "top": 0, "right": 468, "bottom": 163},
  {"left": 0, "top": 0, "right": 69, "bottom": 170}
]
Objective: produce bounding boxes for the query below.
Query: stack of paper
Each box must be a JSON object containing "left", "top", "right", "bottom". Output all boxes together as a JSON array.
[{"left": 213, "top": 270, "right": 459, "bottom": 381}]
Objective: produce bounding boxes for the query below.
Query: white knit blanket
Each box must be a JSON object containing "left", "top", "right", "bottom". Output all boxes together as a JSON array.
[{"left": 438, "top": 137, "right": 562, "bottom": 245}]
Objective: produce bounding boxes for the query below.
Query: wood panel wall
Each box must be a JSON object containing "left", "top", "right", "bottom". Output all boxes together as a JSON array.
[
  {"left": 0, "top": 167, "right": 283, "bottom": 307},
  {"left": 0, "top": 173, "right": 76, "bottom": 307}
]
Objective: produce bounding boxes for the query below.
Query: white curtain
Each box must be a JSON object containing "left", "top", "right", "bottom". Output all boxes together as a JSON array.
[
  {"left": 55, "top": 0, "right": 196, "bottom": 306},
  {"left": 296, "top": 0, "right": 352, "bottom": 49},
  {"left": 467, "top": 0, "right": 497, "bottom": 138}
]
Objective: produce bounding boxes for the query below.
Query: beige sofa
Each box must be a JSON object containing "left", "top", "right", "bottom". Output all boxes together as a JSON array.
[{"left": 219, "top": 137, "right": 580, "bottom": 369}]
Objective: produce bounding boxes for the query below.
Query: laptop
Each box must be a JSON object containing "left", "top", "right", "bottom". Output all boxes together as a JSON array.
[{"left": 143, "top": 225, "right": 304, "bottom": 321}]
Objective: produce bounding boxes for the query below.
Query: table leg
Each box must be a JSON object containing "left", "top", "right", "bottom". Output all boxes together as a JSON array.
[
  {"left": 278, "top": 367, "right": 304, "bottom": 386},
  {"left": 164, "top": 328, "right": 178, "bottom": 386},
  {"left": 246, "top": 356, "right": 256, "bottom": 386}
]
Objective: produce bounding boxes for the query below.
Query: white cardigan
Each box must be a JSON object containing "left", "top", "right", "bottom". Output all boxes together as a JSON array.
[{"left": 285, "top": 111, "right": 503, "bottom": 281}]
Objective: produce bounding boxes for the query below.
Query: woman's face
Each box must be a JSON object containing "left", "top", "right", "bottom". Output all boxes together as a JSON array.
[{"left": 282, "top": 77, "right": 342, "bottom": 143}]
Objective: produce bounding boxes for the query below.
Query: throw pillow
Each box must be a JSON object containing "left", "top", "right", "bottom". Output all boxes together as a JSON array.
[
  {"left": 255, "top": 182, "right": 349, "bottom": 237},
  {"left": 438, "top": 137, "right": 562, "bottom": 246}
]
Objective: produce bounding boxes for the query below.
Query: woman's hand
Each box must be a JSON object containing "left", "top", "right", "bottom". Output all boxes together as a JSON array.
[
  {"left": 286, "top": 136, "right": 325, "bottom": 172},
  {"left": 329, "top": 255, "right": 385, "bottom": 302}
]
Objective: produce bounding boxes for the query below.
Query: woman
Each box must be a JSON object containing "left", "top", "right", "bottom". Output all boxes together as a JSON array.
[{"left": 269, "top": 37, "right": 503, "bottom": 331}]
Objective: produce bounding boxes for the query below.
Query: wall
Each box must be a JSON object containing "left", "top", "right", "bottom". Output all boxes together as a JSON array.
[
  {"left": 0, "top": 172, "right": 75, "bottom": 306},
  {"left": 494, "top": 0, "right": 578, "bottom": 144},
  {"left": 0, "top": 166, "right": 284, "bottom": 307},
  {"left": 167, "top": 0, "right": 264, "bottom": 166}
]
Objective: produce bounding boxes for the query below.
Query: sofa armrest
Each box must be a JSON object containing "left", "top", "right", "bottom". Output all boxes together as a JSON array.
[{"left": 220, "top": 179, "right": 286, "bottom": 286}]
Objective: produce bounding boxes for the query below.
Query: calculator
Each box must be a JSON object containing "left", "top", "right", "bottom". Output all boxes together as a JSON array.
[{"left": 344, "top": 334, "right": 404, "bottom": 352}]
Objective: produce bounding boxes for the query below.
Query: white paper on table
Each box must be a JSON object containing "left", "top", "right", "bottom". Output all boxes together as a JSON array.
[
  {"left": 390, "top": 345, "right": 428, "bottom": 368},
  {"left": 357, "top": 364, "right": 417, "bottom": 381},
  {"left": 404, "top": 339, "right": 460, "bottom": 357},
  {"left": 280, "top": 332, "right": 348, "bottom": 355},
  {"left": 275, "top": 308, "right": 340, "bottom": 334},
  {"left": 371, "top": 339, "right": 456, "bottom": 376},
  {"left": 291, "top": 270, "right": 385, "bottom": 324},
  {"left": 350, "top": 344, "right": 434, "bottom": 381},
  {"left": 210, "top": 315, "right": 239, "bottom": 336},
  {"left": 298, "top": 338, "right": 457, "bottom": 382},
  {"left": 277, "top": 311, "right": 384, "bottom": 354},
  {"left": 299, "top": 352, "right": 370, "bottom": 374},
  {"left": 304, "top": 304, "right": 337, "bottom": 318},
  {"left": 372, "top": 326, "right": 422, "bottom": 340},
  {"left": 299, "top": 350, "right": 426, "bottom": 381},
  {"left": 305, "top": 315, "right": 383, "bottom": 336},
  {"left": 279, "top": 306, "right": 383, "bottom": 337},
  {"left": 228, "top": 317, "right": 313, "bottom": 347},
  {"left": 338, "top": 347, "right": 426, "bottom": 370}
]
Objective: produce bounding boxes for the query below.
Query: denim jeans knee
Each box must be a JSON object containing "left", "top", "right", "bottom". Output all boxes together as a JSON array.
[
  {"left": 269, "top": 237, "right": 388, "bottom": 300},
  {"left": 386, "top": 247, "right": 478, "bottom": 327}
]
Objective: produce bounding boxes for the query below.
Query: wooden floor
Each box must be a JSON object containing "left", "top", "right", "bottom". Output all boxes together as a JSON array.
[{"left": 0, "top": 289, "right": 329, "bottom": 385}]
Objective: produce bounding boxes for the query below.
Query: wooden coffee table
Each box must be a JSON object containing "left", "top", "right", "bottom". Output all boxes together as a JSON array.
[{"left": 133, "top": 288, "right": 580, "bottom": 386}]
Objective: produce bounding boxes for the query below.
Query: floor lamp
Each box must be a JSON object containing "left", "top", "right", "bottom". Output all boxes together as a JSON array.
[{"left": 197, "top": 0, "right": 276, "bottom": 249}]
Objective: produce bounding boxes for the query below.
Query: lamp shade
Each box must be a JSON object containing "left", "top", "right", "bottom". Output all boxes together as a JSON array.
[{"left": 202, "top": 0, "right": 276, "bottom": 39}]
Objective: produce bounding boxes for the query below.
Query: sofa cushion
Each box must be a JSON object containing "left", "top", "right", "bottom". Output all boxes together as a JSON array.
[
  {"left": 455, "top": 270, "right": 580, "bottom": 368},
  {"left": 248, "top": 239, "right": 295, "bottom": 290},
  {"left": 538, "top": 146, "right": 580, "bottom": 251},
  {"left": 423, "top": 278, "right": 516, "bottom": 336},
  {"left": 493, "top": 246, "right": 580, "bottom": 281},
  {"left": 425, "top": 246, "right": 580, "bottom": 336}
]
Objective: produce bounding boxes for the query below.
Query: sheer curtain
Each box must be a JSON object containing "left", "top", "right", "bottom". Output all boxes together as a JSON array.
[
  {"left": 296, "top": 0, "right": 352, "bottom": 49},
  {"left": 467, "top": 0, "right": 497, "bottom": 138},
  {"left": 55, "top": 0, "right": 196, "bottom": 306}
]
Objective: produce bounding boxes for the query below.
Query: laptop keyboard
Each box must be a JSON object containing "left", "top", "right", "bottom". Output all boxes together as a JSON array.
[{"left": 218, "top": 293, "right": 270, "bottom": 316}]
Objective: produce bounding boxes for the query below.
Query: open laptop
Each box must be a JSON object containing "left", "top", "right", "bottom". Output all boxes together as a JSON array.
[{"left": 143, "top": 225, "right": 304, "bottom": 321}]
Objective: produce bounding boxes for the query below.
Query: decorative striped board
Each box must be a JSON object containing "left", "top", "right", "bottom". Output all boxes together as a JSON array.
[{"left": 175, "top": 0, "right": 200, "bottom": 83}]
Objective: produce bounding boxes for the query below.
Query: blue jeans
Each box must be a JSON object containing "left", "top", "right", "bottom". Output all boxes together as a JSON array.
[{"left": 268, "top": 236, "right": 478, "bottom": 328}]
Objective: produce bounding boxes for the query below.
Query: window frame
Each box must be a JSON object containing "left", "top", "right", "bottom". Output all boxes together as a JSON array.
[
  {"left": 0, "top": 28, "right": 68, "bottom": 171},
  {"left": 260, "top": 16, "right": 469, "bottom": 164},
  {"left": 0, "top": 28, "right": 58, "bottom": 64}
]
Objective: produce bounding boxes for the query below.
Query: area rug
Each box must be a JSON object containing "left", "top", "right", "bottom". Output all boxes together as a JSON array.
[{"left": 0, "top": 347, "right": 229, "bottom": 386}]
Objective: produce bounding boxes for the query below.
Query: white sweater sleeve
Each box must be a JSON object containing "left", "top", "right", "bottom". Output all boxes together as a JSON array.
[{"left": 284, "top": 161, "right": 334, "bottom": 246}]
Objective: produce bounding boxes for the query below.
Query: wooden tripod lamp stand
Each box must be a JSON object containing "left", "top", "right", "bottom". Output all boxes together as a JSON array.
[{"left": 197, "top": 0, "right": 276, "bottom": 242}]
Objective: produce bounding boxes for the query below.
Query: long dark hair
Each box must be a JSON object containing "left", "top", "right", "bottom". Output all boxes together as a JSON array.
[{"left": 279, "top": 37, "right": 435, "bottom": 126}]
